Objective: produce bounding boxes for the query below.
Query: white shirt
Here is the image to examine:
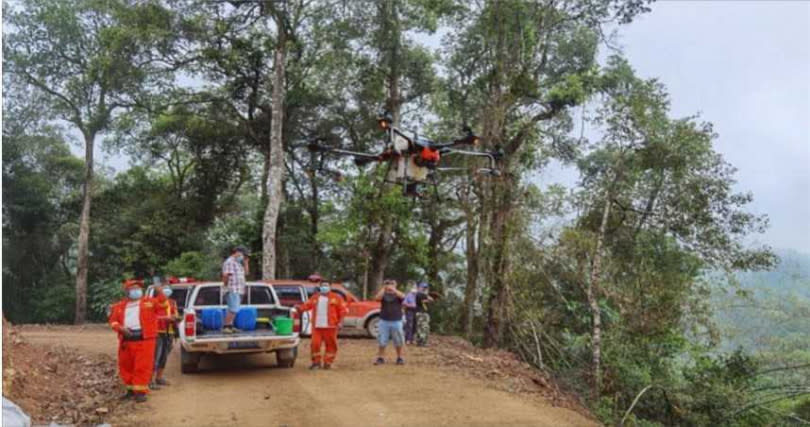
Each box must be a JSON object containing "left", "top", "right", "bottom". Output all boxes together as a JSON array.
[
  {"left": 315, "top": 295, "right": 329, "bottom": 328},
  {"left": 124, "top": 301, "right": 142, "bottom": 330}
]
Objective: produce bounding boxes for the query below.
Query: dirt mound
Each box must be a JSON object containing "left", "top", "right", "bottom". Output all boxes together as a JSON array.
[
  {"left": 3, "top": 324, "right": 128, "bottom": 425},
  {"left": 419, "top": 335, "right": 591, "bottom": 416}
]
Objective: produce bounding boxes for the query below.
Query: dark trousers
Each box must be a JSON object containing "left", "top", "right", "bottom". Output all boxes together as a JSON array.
[
  {"left": 154, "top": 333, "right": 173, "bottom": 371},
  {"left": 404, "top": 309, "right": 417, "bottom": 343}
]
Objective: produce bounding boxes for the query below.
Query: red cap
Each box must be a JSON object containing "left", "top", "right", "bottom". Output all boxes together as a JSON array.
[{"left": 307, "top": 274, "right": 323, "bottom": 283}]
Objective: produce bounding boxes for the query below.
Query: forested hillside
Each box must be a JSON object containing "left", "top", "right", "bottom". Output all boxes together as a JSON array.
[
  {"left": 3, "top": 0, "right": 808, "bottom": 424},
  {"left": 715, "top": 251, "right": 810, "bottom": 370}
]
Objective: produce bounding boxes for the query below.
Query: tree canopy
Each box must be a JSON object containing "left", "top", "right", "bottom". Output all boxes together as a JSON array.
[{"left": 4, "top": 0, "right": 806, "bottom": 424}]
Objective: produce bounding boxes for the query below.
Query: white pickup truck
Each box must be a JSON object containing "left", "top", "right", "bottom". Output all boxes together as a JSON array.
[{"left": 178, "top": 282, "right": 300, "bottom": 373}]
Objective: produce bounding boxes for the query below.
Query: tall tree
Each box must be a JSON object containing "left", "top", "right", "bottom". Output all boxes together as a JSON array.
[
  {"left": 569, "top": 56, "right": 775, "bottom": 399},
  {"left": 262, "top": 2, "right": 292, "bottom": 279},
  {"left": 4, "top": 0, "right": 180, "bottom": 322},
  {"left": 352, "top": 0, "right": 454, "bottom": 291},
  {"left": 440, "top": 0, "right": 652, "bottom": 347}
]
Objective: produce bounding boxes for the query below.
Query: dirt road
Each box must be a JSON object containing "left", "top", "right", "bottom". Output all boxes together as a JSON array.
[{"left": 20, "top": 326, "right": 596, "bottom": 426}]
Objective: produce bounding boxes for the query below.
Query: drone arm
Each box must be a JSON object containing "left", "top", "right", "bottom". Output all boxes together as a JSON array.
[
  {"left": 440, "top": 148, "right": 502, "bottom": 173},
  {"left": 326, "top": 148, "right": 380, "bottom": 160}
]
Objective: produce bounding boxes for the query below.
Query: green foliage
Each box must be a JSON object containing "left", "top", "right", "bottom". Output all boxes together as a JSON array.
[
  {"left": 163, "top": 252, "right": 217, "bottom": 279},
  {"left": 795, "top": 399, "right": 810, "bottom": 421},
  {"left": 680, "top": 351, "right": 759, "bottom": 424},
  {"left": 30, "top": 282, "right": 75, "bottom": 324},
  {"left": 2, "top": 122, "right": 83, "bottom": 323},
  {"left": 88, "top": 279, "right": 124, "bottom": 321},
  {"left": 4, "top": 2, "right": 805, "bottom": 425}
]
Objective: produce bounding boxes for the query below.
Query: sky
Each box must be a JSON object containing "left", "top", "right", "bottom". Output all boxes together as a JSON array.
[
  {"left": 89, "top": 1, "right": 810, "bottom": 254},
  {"left": 612, "top": 1, "right": 810, "bottom": 253}
]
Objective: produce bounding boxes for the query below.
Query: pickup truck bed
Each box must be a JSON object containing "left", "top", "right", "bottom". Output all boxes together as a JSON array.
[
  {"left": 179, "top": 282, "right": 301, "bottom": 373},
  {"left": 195, "top": 328, "right": 281, "bottom": 339}
]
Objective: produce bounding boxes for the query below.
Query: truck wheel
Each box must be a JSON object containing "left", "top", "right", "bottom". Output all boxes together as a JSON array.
[
  {"left": 277, "top": 347, "right": 297, "bottom": 368},
  {"left": 366, "top": 316, "right": 380, "bottom": 339},
  {"left": 180, "top": 347, "right": 200, "bottom": 374}
]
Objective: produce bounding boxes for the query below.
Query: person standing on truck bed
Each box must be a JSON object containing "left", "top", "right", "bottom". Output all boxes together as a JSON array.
[
  {"left": 108, "top": 279, "right": 168, "bottom": 403},
  {"left": 222, "top": 245, "right": 249, "bottom": 334},
  {"left": 296, "top": 281, "right": 348, "bottom": 370},
  {"left": 151, "top": 278, "right": 180, "bottom": 389},
  {"left": 374, "top": 280, "right": 406, "bottom": 365}
]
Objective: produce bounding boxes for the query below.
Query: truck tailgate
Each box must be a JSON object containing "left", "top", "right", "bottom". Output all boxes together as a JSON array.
[
  {"left": 185, "top": 330, "right": 299, "bottom": 354},
  {"left": 195, "top": 329, "right": 289, "bottom": 340}
]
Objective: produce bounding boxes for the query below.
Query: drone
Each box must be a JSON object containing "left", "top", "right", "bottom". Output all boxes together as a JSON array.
[{"left": 303, "top": 111, "right": 504, "bottom": 198}]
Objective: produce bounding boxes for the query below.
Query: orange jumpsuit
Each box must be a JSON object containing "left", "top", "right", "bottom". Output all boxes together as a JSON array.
[
  {"left": 298, "top": 292, "right": 347, "bottom": 364},
  {"left": 108, "top": 289, "right": 167, "bottom": 395}
]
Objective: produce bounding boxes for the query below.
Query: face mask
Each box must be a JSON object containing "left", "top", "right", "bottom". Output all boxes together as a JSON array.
[
  {"left": 128, "top": 288, "right": 143, "bottom": 300},
  {"left": 319, "top": 286, "right": 330, "bottom": 294},
  {"left": 162, "top": 287, "right": 173, "bottom": 297},
  {"left": 235, "top": 255, "right": 244, "bottom": 263}
]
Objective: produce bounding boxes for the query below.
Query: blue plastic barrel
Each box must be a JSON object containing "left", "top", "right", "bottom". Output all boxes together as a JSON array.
[
  {"left": 200, "top": 308, "right": 224, "bottom": 330},
  {"left": 234, "top": 307, "right": 258, "bottom": 331}
]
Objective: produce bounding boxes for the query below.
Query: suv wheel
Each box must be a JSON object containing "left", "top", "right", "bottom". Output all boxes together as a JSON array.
[
  {"left": 366, "top": 316, "right": 380, "bottom": 339},
  {"left": 277, "top": 347, "right": 297, "bottom": 368},
  {"left": 180, "top": 347, "right": 200, "bottom": 374}
]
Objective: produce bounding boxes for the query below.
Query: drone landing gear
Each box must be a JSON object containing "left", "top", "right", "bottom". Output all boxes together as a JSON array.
[{"left": 404, "top": 182, "right": 423, "bottom": 198}]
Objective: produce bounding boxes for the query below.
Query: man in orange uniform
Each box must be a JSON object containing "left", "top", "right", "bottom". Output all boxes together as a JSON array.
[
  {"left": 296, "top": 281, "right": 348, "bottom": 370},
  {"left": 108, "top": 279, "right": 168, "bottom": 402}
]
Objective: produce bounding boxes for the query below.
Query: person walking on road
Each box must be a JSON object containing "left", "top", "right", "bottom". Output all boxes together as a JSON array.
[
  {"left": 297, "top": 281, "right": 348, "bottom": 370},
  {"left": 403, "top": 282, "right": 418, "bottom": 345},
  {"left": 222, "top": 246, "right": 249, "bottom": 334},
  {"left": 415, "top": 282, "right": 433, "bottom": 347},
  {"left": 108, "top": 279, "right": 168, "bottom": 403},
  {"left": 151, "top": 278, "right": 180, "bottom": 389},
  {"left": 374, "top": 279, "right": 406, "bottom": 365}
]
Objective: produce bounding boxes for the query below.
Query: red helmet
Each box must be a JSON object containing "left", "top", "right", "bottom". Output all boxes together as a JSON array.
[
  {"left": 307, "top": 274, "right": 323, "bottom": 283},
  {"left": 122, "top": 279, "right": 144, "bottom": 290}
]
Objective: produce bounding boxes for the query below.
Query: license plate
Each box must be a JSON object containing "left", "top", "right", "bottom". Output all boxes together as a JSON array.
[{"left": 228, "top": 341, "right": 260, "bottom": 349}]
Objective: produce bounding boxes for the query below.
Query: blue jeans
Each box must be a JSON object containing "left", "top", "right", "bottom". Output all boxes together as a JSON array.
[
  {"left": 377, "top": 319, "right": 404, "bottom": 348},
  {"left": 225, "top": 291, "right": 242, "bottom": 314}
]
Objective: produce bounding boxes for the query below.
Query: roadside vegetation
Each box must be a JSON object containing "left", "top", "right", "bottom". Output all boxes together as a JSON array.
[{"left": 3, "top": 0, "right": 808, "bottom": 424}]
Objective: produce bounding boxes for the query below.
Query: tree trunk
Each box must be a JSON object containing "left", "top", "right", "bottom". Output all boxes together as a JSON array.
[
  {"left": 462, "top": 213, "right": 478, "bottom": 338},
  {"left": 588, "top": 186, "right": 612, "bottom": 400},
  {"left": 426, "top": 213, "right": 444, "bottom": 291},
  {"left": 262, "top": 17, "right": 286, "bottom": 280},
  {"left": 483, "top": 178, "right": 514, "bottom": 348},
  {"left": 309, "top": 174, "right": 321, "bottom": 266},
  {"left": 261, "top": 145, "right": 271, "bottom": 204},
  {"left": 74, "top": 131, "right": 95, "bottom": 324},
  {"left": 362, "top": 261, "right": 369, "bottom": 300},
  {"left": 368, "top": 221, "right": 393, "bottom": 292},
  {"left": 366, "top": 0, "right": 401, "bottom": 293}
]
